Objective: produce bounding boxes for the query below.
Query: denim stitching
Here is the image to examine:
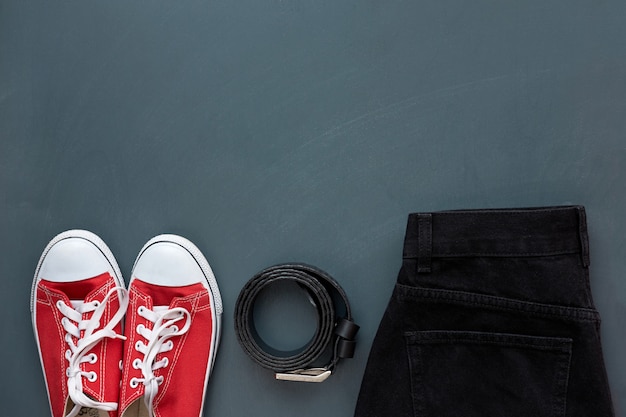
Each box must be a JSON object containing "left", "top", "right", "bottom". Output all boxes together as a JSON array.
[
  {"left": 396, "top": 284, "right": 600, "bottom": 322},
  {"left": 404, "top": 329, "right": 573, "bottom": 417},
  {"left": 405, "top": 340, "right": 425, "bottom": 417},
  {"left": 405, "top": 331, "right": 573, "bottom": 352},
  {"left": 552, "top": 343, "right": 572, "bottom": 417},
  {"left": 432, "top": 250, "right": 580, "bottom": 257}
]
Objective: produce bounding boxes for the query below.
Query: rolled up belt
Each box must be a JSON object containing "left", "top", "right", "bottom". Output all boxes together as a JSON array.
[{"left": 234, "top": 263, "right": 359, "bottom": 382}]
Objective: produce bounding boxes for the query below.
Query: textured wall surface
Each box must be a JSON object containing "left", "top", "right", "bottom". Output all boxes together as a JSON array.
[{"left": 1, "top": 1, "right": 625, "bottom": 416}]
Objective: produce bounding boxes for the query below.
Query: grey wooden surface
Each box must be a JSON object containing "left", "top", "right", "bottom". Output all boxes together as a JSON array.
[{"left": 1, "top": 1, "right": 625, "bottom": 415}]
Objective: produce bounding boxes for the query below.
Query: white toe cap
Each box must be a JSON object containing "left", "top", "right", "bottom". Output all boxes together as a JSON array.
[
  {"left": 133, "top": 241, "right": 205, "bottom": 287},
  {"left": 39, "top": 237, "right": 113, "bottom": 282}
]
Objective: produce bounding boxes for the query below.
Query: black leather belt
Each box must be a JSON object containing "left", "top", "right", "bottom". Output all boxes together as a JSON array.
[{"left": 234, "top": 263, "right": 359, "bottom": 382}]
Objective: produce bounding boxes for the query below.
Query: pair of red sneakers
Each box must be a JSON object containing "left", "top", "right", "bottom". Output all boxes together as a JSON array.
[{"left": 30, "top": 230, "right": 222, "bottom": 417}]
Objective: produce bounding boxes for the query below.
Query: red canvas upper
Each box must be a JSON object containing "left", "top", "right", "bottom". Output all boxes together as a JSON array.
[
  {"left": 119, "top": 279, "right": 215, "bottom": 417},
  {"left": 34, "top": 272, "right": 124, "bottom": 417}
]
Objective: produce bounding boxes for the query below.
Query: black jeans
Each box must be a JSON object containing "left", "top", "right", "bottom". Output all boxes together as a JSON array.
[{"left": 354, "top": 206, "right": 614, "bottom": 417}]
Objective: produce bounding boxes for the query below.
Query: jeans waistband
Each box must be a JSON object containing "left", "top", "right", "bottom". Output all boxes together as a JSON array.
[{"left": 402, "top": 206, "right": 590, "bottom": 273}]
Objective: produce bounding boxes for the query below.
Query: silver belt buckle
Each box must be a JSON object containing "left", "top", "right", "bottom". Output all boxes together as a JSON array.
[{"left": 274, "top": 367, "right": 332, "bottom": 383}]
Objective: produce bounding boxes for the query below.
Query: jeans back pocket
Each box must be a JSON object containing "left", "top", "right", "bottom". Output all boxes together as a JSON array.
[{"left": 405, "top": 331, "right": 572, "bottom": 417}]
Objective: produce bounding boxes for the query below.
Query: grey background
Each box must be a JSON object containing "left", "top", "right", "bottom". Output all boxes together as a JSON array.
[{"left": 1, "top": 0, "right": 625, "bottom": 416}]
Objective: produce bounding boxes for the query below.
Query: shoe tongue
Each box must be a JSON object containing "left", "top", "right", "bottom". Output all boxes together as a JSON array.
[
  {"left": 131, "top": 278, "right": 207, "bottom": 307},
  {"left": 153, "top": 306, "right": 169, "bottom": 313},
  {"left": 42, "top": 272, "right": 112, "bottom": 301}
]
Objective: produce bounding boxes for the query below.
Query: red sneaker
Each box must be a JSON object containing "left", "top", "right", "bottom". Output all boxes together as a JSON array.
[
  {"left": 31, "top": 230, "right": 128, "bottom": 417},
  {"left": 119, "top": 235, "right": 222, "bottom": 417}
]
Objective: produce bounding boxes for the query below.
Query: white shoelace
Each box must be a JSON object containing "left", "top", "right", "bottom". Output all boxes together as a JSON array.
[
  {"left": 130, "top": 305, "right": 191, "bottom": 417},
  {"left": 56, "top": 286, "right": 129, "bottom": 417}
]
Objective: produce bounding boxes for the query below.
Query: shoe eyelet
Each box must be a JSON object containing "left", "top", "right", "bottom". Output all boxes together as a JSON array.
[
  {"left": 92, "top": 301, "right": 100, "bottom": 308},
  {"left": 162, "top": 357, "right": 169, "bottom": 368},
  {"left": 87, "top": 372, "right": 97, "bottom": 382},
  {"left": 65, "top": 334, "right": 72, "bottom": 343},
  {"left": 136, "top": 324, "right": 145, "bottom": 333},
  {"left": 56, "top": 300, "right": 65, "bottom": 309},
  {"left": 119, "top": 360, "right": 123, "bottom": 370},
  {"left": 130, "top": 378, "right": 139, "bottom": 389},
  {"left": 88, "top": 354, "right": 98, "bottom": 364},
  {"left": 132, "top": 358, "right": 142, "bottom": 369},
  {"left": 166, "top": 341, "right": 174, "bottom": 350},
  {"left": 135, "top": 341, "right": 143, "bottom": 351},
  {"left": 138, "top": 306, "right": 145, "bottom": 314},
  {"left": 171, "top": 325, "right": 179, "bottom": 332}
]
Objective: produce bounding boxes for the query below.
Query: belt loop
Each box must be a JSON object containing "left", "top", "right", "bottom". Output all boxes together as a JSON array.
[
  {"left": 417, "top": 213, "right": 432, "bottom": 273},
  {"left": 402, "top": 215, "right": 418, "bottom": 260},
  {"left": 577, "top": 206, "right": 590, "bottom": 268}
]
